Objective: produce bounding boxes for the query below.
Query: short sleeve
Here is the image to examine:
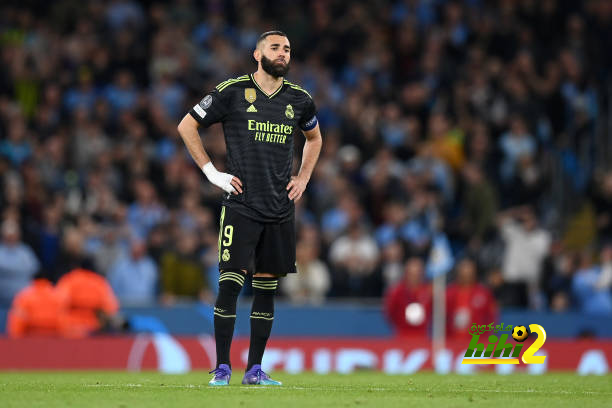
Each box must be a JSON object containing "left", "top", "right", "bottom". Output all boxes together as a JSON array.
[
  {"left": 298, "top": 96, "right": 318, "bottom": 131},
  {"left": 189, "top": 89, "right": 229, "bottom": 127}
]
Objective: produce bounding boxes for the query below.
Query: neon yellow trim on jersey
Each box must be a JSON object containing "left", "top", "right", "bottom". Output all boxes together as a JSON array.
[
  {"left": 250, "top": 74, "right": 284, "bottom": 98},
  {"left": 215, "top": 79, "right": 232, "bottom": 90},
  {"left": 217, "top": 77, "right": 250, "bottom": 92},
  {"left": 217, "top": 78, "right": 249, "bottom": 92},
  {"left": 216, "top": 75, "right": 249, "bottom": 89},
  {"left": 284, "top": 81, "right": 312, "bottom": 98},
  {"left": 215, "top": 75, "right": 249, "bottom": 92}
]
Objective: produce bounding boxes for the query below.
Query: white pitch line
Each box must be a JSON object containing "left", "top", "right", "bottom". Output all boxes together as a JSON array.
[{"left": 79, "top": 384, "right": 612, "bottom": 395}]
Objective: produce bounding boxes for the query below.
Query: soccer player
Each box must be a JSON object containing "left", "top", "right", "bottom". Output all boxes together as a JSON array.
[{"left": 177, "top": 31, "right": 322, "bottom": 386}]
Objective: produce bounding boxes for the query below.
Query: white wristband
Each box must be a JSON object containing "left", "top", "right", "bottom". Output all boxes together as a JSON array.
[
  {"left": 201, "top": 162, "right": 217, "bottom": 178},
  {"left": 201, "top": 162, "right": 236, "bottom": 194}
]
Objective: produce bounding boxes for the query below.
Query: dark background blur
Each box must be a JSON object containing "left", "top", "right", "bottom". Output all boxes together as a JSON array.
[{"left": 1, "top": 0, "right": 612, "bottom": 319}]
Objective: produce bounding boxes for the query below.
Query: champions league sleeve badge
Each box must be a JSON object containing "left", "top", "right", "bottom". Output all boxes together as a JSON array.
[
  {"left": 200, "top": 94, "right": 213, "bottom": 109},
  {"left": 194, "top": 94, "right": 212, "bottom": 118}
]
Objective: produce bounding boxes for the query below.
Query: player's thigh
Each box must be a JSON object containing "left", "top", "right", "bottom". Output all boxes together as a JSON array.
[
  {"left": 254, "top": 218, "right": 296, "bottom": 276},
  {"left": 218, "top": 206, "right": 262, "bottom": 273}
]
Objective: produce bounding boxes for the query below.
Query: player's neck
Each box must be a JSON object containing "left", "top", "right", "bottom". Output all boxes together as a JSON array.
[{"left": 253, "top": 70, "right": 283, "bottom": 95}]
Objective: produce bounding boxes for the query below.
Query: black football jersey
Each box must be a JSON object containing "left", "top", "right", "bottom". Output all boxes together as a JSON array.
[{"left": 189, "top": 73, "right": 317, "bottom": 222}]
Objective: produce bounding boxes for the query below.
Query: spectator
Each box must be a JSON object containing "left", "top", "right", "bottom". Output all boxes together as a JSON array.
[
  {"left": 91, "top": 226, "right": 125, "bottom": 276},
  {"left": 56, "top": 268, "right": 121, "bottom": 337},
  {"left": 160, "top": 230, "right": 212, "bottom": 304},
  {"left": 0, "top": 119, "right": 32, "bottom": 166},
  {"left": 6, "top": 272, "right": 68, "bottom": 337},
  {"left": 103, "top": 70, "right": 139, "bottom": 113},
  {"left": 0, "top": 219, "right": 40, "bottom": 305},
  {"left": 375, "top": 201, "right": 407, "bottom": 247},
  {"left": 540, "top": 243, "right": 575, "bottom": 312},
  {"left": 498, "top": 207, "right": 551, "bottom": 308},
  {"left": 380, "top": 240, "right": 405, "bottom": 290},
  {"left": 400, "top": 187, "right": 440, "bottom": 257},
  {"left": 126, "top": 179, "right": 167, "bottom": 239},
  {"left": 64, "top": 68, "right": 97, "bottom": 114},
  {"left": 283, "top": 238, "right": 330, "bottom": 305},
  {"left": 321, "top": 193, "right": 363, "bottom": 243},
  {"left": 34, "top": 204, "right": 63, "bottom": 273},
  {"left": 108, "top": 239, "right": 157, "bottom": 304},
  {"left": 383, "top": 257, "right": 432, "bottom": 337},
  {"left": 498, "top": 116, "right": 536, "bottom": 184},
  {"left": 52, "top": 226, "right": 94, "bottom": 283},
  {"left": 446, "top": 258, "right": 497, "bottom": 338},
  {"left": 423, "top": 113, "right": 465, "bottom": 172},
  {"left": 72, "top": 108, "right": 112, "bottom": 172},
  {"left": 329, "top": 221, "right": 380, "bottom": 297},
  {"left": 572, "top": 246, "right": 612, "bottom": 315},
  {"left": 150, "top": 73, "right": 186, "bottom": 120},
  {"left": 459, "top": 163, "right": 498, "bottom": 250}
]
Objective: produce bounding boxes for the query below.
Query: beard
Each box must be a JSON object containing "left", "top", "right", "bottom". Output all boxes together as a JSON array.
[{"left": 261, "top": 55, "right": 290, "bottom": 78}]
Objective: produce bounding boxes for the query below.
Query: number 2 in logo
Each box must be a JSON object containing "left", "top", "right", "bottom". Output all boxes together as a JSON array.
[{"left": 521, "top": 324, "right": 547, "bottom": 364}]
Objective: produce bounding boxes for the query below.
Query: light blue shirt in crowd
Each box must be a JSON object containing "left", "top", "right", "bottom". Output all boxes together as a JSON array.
[
  {"left": 108, "top": 252, "right": 158, "bottom": 304},
  {"left": 0, "top": 243, "right": 40, "bottom": 305}
]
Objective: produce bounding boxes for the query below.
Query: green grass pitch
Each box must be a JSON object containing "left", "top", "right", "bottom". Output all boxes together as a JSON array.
[{"left": 0, "top": 371, "right": 611, "bottom": 407}]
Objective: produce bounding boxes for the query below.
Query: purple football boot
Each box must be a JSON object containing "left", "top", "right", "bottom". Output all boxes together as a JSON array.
[
  {"left": 241, "top": 364, "right": 282, "bottom": 385},
  {"left": 208, "top": 364, "right": 231, "bottom": 386}
]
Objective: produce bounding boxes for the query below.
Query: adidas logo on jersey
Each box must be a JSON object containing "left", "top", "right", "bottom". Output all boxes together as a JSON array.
[{"left": 247, "top": 104, "right": 257, "bottom": 112}]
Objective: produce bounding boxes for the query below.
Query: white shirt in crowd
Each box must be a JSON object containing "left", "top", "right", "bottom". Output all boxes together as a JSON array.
[{"left": 500, "top": 220, "right": 551, "bottom": 284}]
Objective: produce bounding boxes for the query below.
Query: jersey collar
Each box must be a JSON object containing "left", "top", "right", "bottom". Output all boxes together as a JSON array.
[{"left": 250, "top": 73, "right": 284, "bottom": 99}]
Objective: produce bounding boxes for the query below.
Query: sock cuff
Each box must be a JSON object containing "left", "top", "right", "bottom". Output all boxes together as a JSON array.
[
  {"left": 252, "top": 277, "right": 278, "bottom": 291},
  {"left": 219, "top": 270, "right": 246, "bottom": 287}
]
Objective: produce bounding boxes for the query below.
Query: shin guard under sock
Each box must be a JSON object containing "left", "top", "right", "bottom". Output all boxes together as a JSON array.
[
  {"left": 214, "top": 270, "right": 245, "bottom": 367},
  {"left": 247, "top": 277, "right": 278, "bottom": 370}
]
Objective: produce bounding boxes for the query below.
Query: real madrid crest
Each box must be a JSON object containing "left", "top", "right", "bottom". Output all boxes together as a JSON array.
[
  {"left": 245, "top": 88, "right": 256, "bottom": 104},
  {"left": 285, "top": 104, "right": 294, "bottom": 119}
]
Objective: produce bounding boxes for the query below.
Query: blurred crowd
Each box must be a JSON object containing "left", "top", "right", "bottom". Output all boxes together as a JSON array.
[{"left": 1, "top": 0, "right": 612, "bottom": 334}]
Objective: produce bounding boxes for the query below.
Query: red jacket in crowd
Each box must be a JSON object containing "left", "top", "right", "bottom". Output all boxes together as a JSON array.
[
  {"left": 384, "top": 282, "right": 432, "bottom": 337},
  {"left": 446, "top": 283, "right": 497, "bottom": 339}
]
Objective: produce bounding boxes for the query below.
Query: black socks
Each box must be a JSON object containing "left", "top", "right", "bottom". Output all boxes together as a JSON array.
[
  {"left": 247, "top": 277, "right": 278, "bottom": 370},
  {"left": 214, "top": 270, "right": 245, "bottom": 367}
]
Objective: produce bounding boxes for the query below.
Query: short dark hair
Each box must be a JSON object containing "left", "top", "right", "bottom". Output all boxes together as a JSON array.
[{"left": 257, "top": 30, "right": 288, "bottom": 48}]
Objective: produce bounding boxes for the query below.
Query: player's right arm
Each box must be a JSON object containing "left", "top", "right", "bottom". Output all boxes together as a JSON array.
[{"left": 177, "top": 107, "right": 242, "bottom": 195}]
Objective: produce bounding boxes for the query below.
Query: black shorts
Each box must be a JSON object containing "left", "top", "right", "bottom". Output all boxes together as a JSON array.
[{"left": 217, "top": 205, "right": 296, "bottom": 276}]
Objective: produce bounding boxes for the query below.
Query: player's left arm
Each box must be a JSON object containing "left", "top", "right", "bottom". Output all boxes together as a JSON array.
[{"left": 287, "top": 123, "right": 322, "bottom": 201}]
